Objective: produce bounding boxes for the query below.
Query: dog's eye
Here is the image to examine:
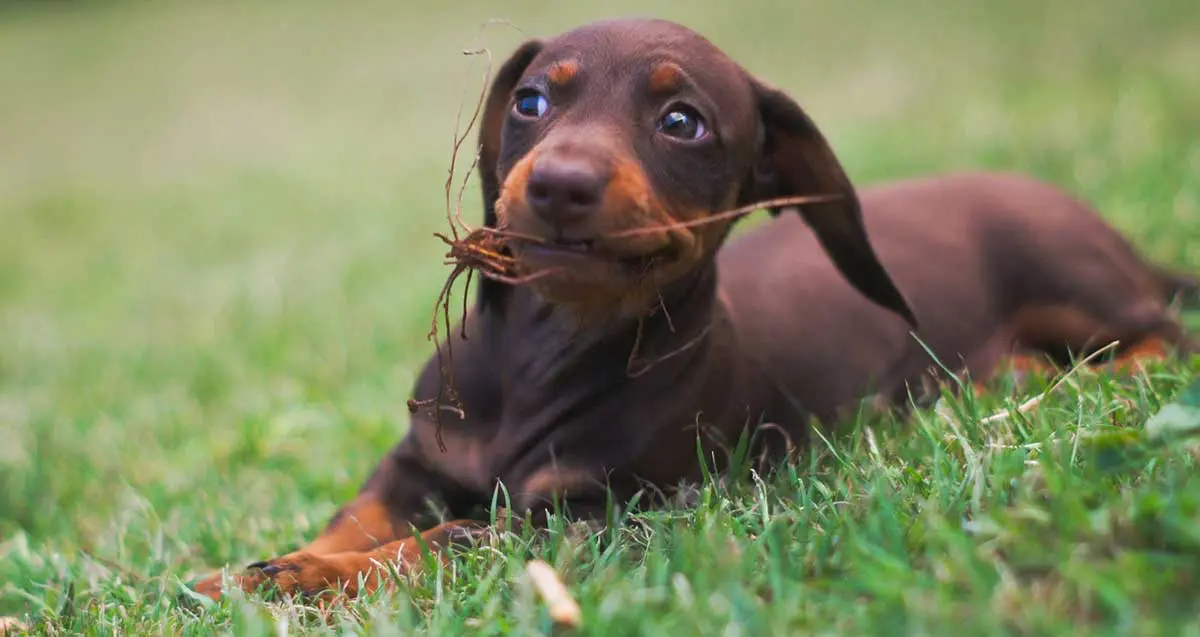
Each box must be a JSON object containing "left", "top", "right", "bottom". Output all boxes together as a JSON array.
[
  {"left": 657, "top": 107, "right": 708, "bottom": 140},
  {"left": 513, "top": 90, "right": 549, "bottom": 118}
]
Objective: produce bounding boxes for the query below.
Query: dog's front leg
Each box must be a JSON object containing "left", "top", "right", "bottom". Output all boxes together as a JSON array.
[
  {"left": 192, "top": 443, "right": 470, "bottom": 600},
  {"left": 212, "top": 519, "right": 489, "bottom": 601}
]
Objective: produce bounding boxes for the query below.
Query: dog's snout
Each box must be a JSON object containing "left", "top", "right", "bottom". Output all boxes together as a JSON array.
[{"left": 526, "top": 155, "right": 609, "bottom": 228}]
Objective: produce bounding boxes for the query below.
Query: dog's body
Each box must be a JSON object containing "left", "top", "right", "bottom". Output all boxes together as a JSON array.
[
  {"left": 402, "top": 171, "right": 1195, "bottom": 508},
  {"left": 194, "top": 19, "right": 1196, "bottom": 600}
]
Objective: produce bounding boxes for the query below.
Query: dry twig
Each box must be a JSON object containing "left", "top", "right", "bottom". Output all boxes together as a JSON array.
[
  {"left": 525, "top": 560, "right": 582, "bottom": 630},
  {"left": 0, "top": 617, "right": 29, "bottom": 636}
]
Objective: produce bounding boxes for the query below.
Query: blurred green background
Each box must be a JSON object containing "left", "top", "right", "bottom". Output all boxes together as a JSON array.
[{"left": 1, "top": 0, "right": 1198, "bottom": 631}]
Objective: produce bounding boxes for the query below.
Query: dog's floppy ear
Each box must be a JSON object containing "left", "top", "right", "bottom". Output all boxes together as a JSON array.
[
  {"left": 746, "top": 77, "right": 917, "bottom": 327},
  {"left": 476, "top": 39, "right": 544, "bottom": 313}
]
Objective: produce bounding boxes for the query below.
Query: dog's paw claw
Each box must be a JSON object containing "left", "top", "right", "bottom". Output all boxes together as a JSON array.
[
  {"left": 247, "top": 560, "right": 288, "bottom": 577},
  {"left": 446, "top": 525, "right": 490, "bottom": 545}
]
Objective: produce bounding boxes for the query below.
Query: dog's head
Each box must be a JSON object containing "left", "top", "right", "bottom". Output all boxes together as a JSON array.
[{"left": 476, "top": 18, "right": 915, "bottom": 325}]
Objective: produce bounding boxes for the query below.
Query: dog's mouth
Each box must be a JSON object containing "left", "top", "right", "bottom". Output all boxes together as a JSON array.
[
  {"left": 524, "top": 237, "right": 599, "bottom": 255},
  {"left": 514, "top": 237, "right": 678, "bottom": 270}
]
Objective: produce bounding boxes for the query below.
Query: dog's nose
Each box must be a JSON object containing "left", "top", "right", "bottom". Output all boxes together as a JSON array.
[{"left": 525, "top": 156, "right": 608, "bottom": 229}]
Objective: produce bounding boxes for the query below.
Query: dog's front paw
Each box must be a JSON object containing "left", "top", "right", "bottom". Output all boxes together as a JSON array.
[
  {"left": 241, "top": 552, "right": 350, "bottom": 598},
  {"left": 193, "top": 551, "right": 391, "bottom": 601},
  {"left": 191, "top": 570, "right": 230, "bottom": 601}
]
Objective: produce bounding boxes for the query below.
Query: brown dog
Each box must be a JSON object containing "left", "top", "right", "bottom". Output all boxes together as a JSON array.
[{"left": 193, "top": 18, "right": 1197, "bottom": 600}]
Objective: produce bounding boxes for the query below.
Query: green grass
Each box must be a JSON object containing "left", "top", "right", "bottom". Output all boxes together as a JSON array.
[{"left": 2, "top": 0, "right": 1199, "bottom": 634}]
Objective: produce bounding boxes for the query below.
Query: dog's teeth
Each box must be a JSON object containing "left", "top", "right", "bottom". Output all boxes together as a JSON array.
[{"left": 558, "top": 240, "right": 593, "bottom": 252}]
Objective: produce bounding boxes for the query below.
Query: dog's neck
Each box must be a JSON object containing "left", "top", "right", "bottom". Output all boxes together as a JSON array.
[{"left": 490, "top": 260, "right": 725, "bottom": 419}]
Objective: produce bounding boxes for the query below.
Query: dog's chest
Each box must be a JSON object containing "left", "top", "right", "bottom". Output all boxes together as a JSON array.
[{"left": 414, "top": 421, "right": 498, "bottom": 494}]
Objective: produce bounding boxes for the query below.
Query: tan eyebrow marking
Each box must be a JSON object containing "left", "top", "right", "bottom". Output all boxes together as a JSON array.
[
  {"left": 648, "top": 62, "right": 685, "bottom": 94},
  {"left": 547, "top": 59, "right": 580, "bottom": 87}
]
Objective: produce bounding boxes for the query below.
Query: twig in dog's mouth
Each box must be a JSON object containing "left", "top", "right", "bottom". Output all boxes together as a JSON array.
[
  {"left": 414, "top": 42, "right": 496, "bottom": 451},
  {"left": 603, "top": 193, "right": 842, "bottom": 238}
]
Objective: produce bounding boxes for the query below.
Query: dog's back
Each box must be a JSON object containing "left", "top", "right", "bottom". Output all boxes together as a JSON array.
[{"left": 719, "top": 171, "right": 1196, "bottom": 422}]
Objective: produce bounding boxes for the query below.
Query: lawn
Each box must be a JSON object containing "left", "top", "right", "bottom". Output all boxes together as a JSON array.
[{"left": 2, "top": 0, "right": 1199, "bottom": 634}]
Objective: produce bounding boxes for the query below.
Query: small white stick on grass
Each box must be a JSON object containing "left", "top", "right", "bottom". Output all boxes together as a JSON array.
[
  {"left": 525, "top": 560, "right": 582, "bottom": 629},
  {"left": 0, "top": 617, "right": 29, "bottom": 635}
]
